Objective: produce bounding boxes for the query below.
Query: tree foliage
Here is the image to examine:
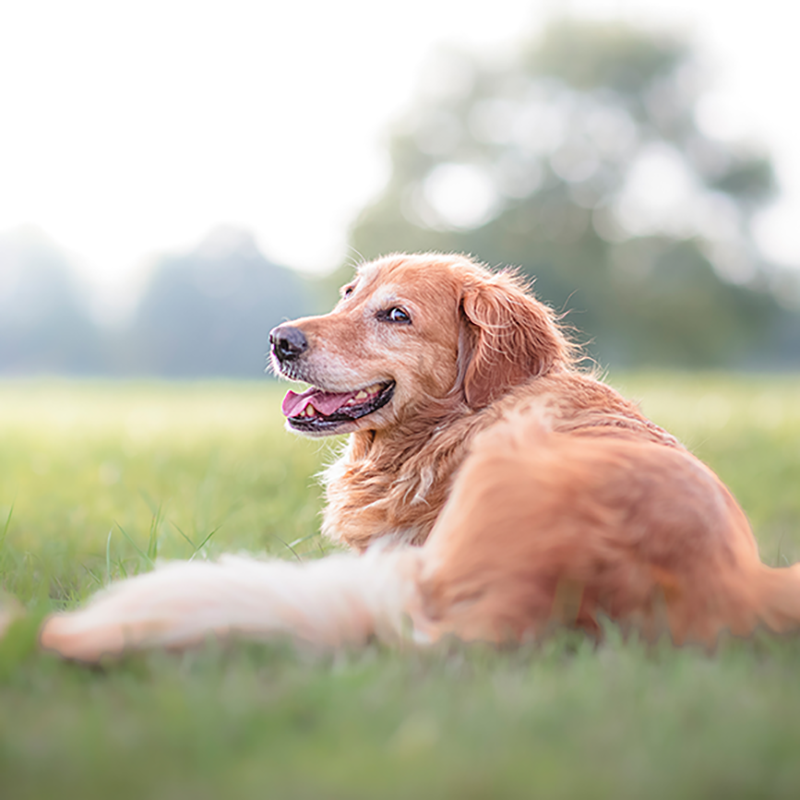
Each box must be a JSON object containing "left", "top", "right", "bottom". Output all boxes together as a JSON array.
[
  {"left": 348, "top": 20, "right": 787, "bottom": 367},
  {"left": 129, "top": 227, "right": 313, "bottom": 377},
  {"left": 0, "top": 226, "right": 319, "bottom": 377},
  {"left": 0, "top": 227, "right": 102, "bottom": 374}
]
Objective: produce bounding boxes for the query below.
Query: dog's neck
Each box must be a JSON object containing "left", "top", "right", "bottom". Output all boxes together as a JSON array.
[{"left": 320, "top": 395, "right": 491, "bottom": 552}]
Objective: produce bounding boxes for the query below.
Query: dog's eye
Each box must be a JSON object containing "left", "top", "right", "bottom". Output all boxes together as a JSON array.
[
  {"left": 341, "top": 285, "right": 355, "bottom": 299},
  {"left": 380, "top": 307, "right": 411, "bottom": 324}
]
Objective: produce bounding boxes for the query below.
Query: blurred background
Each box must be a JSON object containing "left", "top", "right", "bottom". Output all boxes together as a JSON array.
[{"left": 2, "top": 0, "right": 800, "bottom": 377}]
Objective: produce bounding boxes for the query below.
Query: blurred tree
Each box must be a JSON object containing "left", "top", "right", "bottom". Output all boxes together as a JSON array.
[
  {"left": 0, "top": 226, "right": 102, "bottom": 374},
  {"left": 128, "top": 227, "right": 314, "bottom": 377},
  {"left": 347, "top": 20, "right": 790, "bottom": 367}
]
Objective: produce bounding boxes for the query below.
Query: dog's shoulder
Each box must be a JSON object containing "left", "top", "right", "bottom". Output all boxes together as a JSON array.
[{"left": 498, "top": 371, "right": 682, "bottom": 449}]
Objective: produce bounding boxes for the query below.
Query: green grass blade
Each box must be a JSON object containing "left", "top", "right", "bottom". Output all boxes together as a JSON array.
[
  {"left": 0, "top": 503, "right": 13, "bottom": 550},
  {"left": 105, "top": 527, "right": 114, "bottom": 583},
  {"left": 271, "top": 534, "right": 302, "bottom": 562},
  {"left": 146, "top": 505, "right": 164, "bottom": 563},
  {"left": 288, "top": 531, "right": 320, "bottom": 550},
  {"left": 170, "top": 521, "right": 197, "bottom": 552},
  {"left": 188, "top": 525, "right": 223, "bottom": 560},
  {"left": 115, "top": 522, "right": 155, "bottom": 570}
]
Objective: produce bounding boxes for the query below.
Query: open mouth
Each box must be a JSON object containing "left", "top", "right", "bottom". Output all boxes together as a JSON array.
[{"left": 281, "top": 381, "right": 395, "bottom": 433}]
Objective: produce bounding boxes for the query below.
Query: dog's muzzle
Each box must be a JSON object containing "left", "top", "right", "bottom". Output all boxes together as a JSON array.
[{"left": 270, "top": 325, "right": 308, "bottom": 363}]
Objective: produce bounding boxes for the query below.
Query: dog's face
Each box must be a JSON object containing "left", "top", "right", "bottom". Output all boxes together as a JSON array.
[
  {"left": 270, "top": 254, "right": 465, "bottom": 436},
  {"left": 270, "top": 253, "right": 568, "bottom": 437}
]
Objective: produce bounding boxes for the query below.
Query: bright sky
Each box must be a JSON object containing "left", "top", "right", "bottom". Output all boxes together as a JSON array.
[{"left": 1, "top": 0, "right": 799, "bottom": 307}]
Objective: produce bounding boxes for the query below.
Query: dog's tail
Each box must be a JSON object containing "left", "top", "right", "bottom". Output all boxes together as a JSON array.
[
  {"left": 38, "top": 548, "right": 423, "bottom": 663},
  {"left": 753, "top": 562, "right": 800, "bottom": 635}
]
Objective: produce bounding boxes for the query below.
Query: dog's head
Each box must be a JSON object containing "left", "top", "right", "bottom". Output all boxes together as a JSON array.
[{"left": 270, "top": 253, "right": 572, "bottom": 436}]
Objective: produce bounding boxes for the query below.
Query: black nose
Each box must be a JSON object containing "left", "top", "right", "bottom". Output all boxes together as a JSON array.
[{"left": 270, "top": 325, "right": 308, "bottom": 362}]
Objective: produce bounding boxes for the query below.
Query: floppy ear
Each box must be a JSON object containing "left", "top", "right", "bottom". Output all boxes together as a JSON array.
[{"left": 459, "top": 270, "right": 570, "bottom": 409}]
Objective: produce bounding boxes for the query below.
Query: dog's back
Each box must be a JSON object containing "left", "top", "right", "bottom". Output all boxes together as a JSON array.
[{"left": 411, "top": 409, "right": 769, "bottom": 645}]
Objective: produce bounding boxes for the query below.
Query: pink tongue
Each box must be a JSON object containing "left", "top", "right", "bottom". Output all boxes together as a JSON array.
[{"left": 281, "top": 387, "right": 359, "bottom": 418}]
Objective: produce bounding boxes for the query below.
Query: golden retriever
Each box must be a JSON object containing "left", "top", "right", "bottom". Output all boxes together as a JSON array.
[{"left": 32, "top": 252, "right": 800, "bottom": 660}]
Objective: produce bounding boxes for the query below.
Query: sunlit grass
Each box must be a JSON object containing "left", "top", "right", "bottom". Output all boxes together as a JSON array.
[
  {"left": 0, "top": 381, "right": 329, "bottom": 609},
  {"left": 1, "top": 375, "right": 800, "bottom": 800}
]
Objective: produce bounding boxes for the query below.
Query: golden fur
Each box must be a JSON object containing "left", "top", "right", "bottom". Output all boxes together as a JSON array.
[{"left": 34, "top": 253, "right": 800, "bottom": 660}]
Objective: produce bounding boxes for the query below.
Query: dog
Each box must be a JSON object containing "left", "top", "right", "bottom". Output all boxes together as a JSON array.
[{"left": 31, "top": 252, "right": 800, "bottom": 660}]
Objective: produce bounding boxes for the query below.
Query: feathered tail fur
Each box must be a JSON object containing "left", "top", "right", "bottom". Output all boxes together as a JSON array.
[{"left": 754, "top": 563, "right": 800, "bottom": 635}]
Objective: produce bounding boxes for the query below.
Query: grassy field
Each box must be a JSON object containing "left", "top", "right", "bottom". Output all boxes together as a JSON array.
[{"left": 1, "top": 375, "right": 800, "bottom": 799}]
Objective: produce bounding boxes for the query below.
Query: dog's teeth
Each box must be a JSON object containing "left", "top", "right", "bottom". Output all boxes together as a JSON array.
[
  {"left": 306, "top": 405, "right": 317, "bottom": 417},
  {"left": 355, "top": 391, "right": 368, "bottom": 401}
]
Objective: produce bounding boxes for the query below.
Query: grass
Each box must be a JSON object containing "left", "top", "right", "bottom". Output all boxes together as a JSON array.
[{"left": 1, "top": 374, "right": 800, "bottom": 799}]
